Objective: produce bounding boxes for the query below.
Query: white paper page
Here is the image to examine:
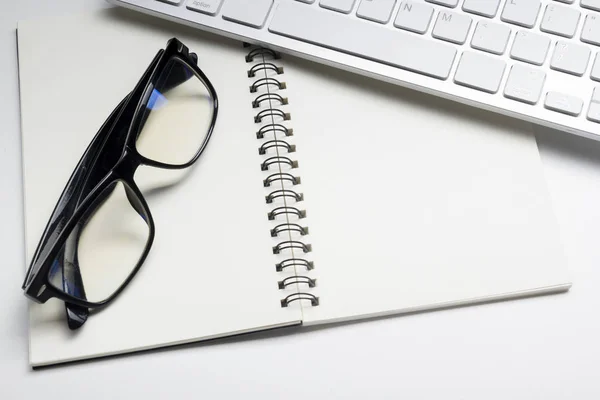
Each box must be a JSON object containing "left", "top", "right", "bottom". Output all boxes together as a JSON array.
[
  {"left": 18, "top": 9, "right": 301, "bottom": 367},
  {"left": 278, "top": 57, "right": 571, "bottom": 324}
]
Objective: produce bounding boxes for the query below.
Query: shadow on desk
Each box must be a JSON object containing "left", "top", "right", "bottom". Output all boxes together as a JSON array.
[{"left": 537, "top": 125, "right": 600, "bottom": 170}]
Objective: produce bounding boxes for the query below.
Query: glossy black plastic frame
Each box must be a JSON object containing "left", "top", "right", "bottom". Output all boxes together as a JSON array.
[{"left": 22, "top": 38, "right": 219, "bottom": 310}]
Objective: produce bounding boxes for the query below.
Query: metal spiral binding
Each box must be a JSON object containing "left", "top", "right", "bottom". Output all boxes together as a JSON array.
[
  {"left": 250, "top": 78, "right": 286, "bottom": 93},
  {"left": 273, "top": 241, "right": 312, "bottom": 254},
  {"left": 261, "top": 156, "right": 298, "bottom": 171},
  {"left": 256, "top": 124, "right": 293, "bottom": 139},
  {"left": 246, "top": 44, "right": 319, "bottom": 309},
  {"left": 278, "top": 276, "right": 316, "bottom": 289},
  {"left": 265, "top": 190, "right": 303, "bottom": 204},
  {"left": 253, "top": 93, "right": 288, "bottom": 108},
  {"left": 255, "top": 108, "right": 291, "bottom": 123},
  {"left": 276, "top": 258, "right": 314, "bottom": 272},
  {"left": 263, "top": 173, "right": 301, "bottom": 187},
  {"left": 280, "top": 293, "right": 319, "bottom": 308},
  {"left": 271, "top": 223, "right": 308, "bottom": 237},
  {"left": 248, "top": 62, "right": 284, "bottom": 78},
  {"left": 268, "top": 206, "right": 306, "bottom": 221}
]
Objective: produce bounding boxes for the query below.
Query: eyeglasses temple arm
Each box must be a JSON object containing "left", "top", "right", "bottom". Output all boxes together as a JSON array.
[
  {"left": 63, "top": 50, "right": 199, "bottom": 329},
  {"left": 63, "top": 95, "right": 131, "bottom": 330}
]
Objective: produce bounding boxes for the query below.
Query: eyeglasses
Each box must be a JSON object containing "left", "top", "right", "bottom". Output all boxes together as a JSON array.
[{"left": 22, "top": 38, "right": 218, "bottom": 329}]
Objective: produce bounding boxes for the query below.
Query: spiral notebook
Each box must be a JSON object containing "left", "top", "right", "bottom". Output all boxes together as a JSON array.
[{"left": 17, "top": 9, "right": 571, "bottom": 367}]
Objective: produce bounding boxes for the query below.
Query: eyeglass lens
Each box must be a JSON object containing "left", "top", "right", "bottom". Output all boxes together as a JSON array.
[
  {"left": 47, "top": 181, "right": 150, "bottom": 303},
  {"left": 135, "top": 58, "right": 215, "bottom": 166}
]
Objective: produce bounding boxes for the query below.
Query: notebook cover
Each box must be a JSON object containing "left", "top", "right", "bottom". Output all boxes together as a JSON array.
[{"left": 17, "top": 7, "right": 571, "bottom": 366}]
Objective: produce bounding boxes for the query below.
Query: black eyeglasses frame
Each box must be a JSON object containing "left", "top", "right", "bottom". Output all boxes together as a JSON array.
[{"left": 22, "top": 38, "right": 219, "bottom": 311}]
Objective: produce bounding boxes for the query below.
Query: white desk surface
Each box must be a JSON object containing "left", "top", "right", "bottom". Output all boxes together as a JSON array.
[{"left": 1, "top": 1, "right": 599, "bottom": 398}]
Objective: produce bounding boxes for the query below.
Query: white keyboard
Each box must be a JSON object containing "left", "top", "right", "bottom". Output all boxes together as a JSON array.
[{"left": 108, "top": 0, "right": 600, "bottom": 140}]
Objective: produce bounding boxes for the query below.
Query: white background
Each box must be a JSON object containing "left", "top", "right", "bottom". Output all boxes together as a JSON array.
[{"left": 1, "top": 0, "right": 599, "bottom": 398}]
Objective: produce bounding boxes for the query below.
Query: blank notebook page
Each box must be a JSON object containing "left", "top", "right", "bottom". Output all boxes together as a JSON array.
[
  {"left": 18, "top": 10, "right": 302, "bottom": 367},
  {"left": 280, "top": 58, "right": 570, "bottom": 324}
]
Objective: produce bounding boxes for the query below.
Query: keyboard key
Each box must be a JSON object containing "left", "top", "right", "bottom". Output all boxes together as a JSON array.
[
  {"left": 394, "top": 1, "right": 434, "bottom": 34},
  {"left": 581, "top": 14, "right": 600, "bottom": 46},
  {"left": 504, "top": 64, "right": 546, "bottom": 104},
  {"left": 555, "top": 0, "right": 574, "bottom": 3},
  {"left": 588, "top": 87, "right": 600, "bottom": 122},
  {"left": 426, "top": 0, "right": 458, "bottom": 8},
  {"left": 454, "top": 51, "right": 506, "bottom": 93},
  {"left": 432, "top": 11, "right": 472, "bottom": 44},
  {"left": 510, "top": 31, "right": 550, "bottom": 65},
  {"left": 296, "top": 0, "right": 316, "bottom": 3},
  {"left": 540, "top": 4, "right": 580, "bottom": 38},
  {"left": 186, "top": 0, "right": 223, "bottom": 15},
  {"left": 581, "top": 0, "right": 600, "bottom": 11},
  {"left": 159, "top": 0, "right": 182, "bottom": 4},
  {"left": 462, "top": 0, "right": 501, "bottom": 18},
  {"left": 551, "top": 41, "right": 591, "bottom": 76},
  {"left": 222, "top": 0, "right": 273, "bottom": 28},
  {"left": 545, "top": 91, "right": 583, "bottom": 116},
  {"left": 501, "top": 0, "right": 541, "bottom": 28},
  {"left": 357, "top": 0, "right": 397, "bottom": 24},
  {"left": 269, "top": 1, "right": 457, "bottom": 79},
  {"left": 471, "top": 21, "right": 511, "bottom": 54},
  {"left": 592, "top": 53, "right": 600, "bottom": 81},
  {"left": 320, "top": 0, "right": 357, "bottom": 13}
]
